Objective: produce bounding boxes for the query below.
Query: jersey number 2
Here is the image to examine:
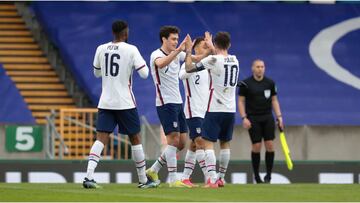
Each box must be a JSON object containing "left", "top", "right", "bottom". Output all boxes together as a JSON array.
[
  {"left": 105, "top": 53, "right": 120, "bottom": 76},
  {"left": 195, "top": 75, "right": 200, "bottom": 85}
]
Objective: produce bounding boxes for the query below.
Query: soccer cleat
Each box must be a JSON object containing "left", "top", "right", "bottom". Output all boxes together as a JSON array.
[
  {"left": 203, "top": 178, "right": 218, "bottom": 188},
  {"left": 138, "top": 178, "right": 159, "bottom": 188},
  {"left": 216, "top": 178, "right": 225, "bottom": 187},
  {"left": 181, "top": 179, "right": 199, "bottom": 188},
  {"left": 264, "top": 174, "right": 271, "bottom": 183},
  {"left": 254, "top": 176, "right": 264, "bottom": 184},
  {"left": 169, "top": 180, "right": 192, "bottom": 188},
  {"left": 146, "top": 169, "right": 159, "bottom": 182},
  {"left": 83, "top": 177, "right": 101, "bottom": 189}
]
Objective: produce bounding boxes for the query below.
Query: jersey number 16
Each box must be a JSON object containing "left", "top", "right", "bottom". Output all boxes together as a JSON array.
[{"left": 104, "top": 53, "right": 120, "bottom": 77}]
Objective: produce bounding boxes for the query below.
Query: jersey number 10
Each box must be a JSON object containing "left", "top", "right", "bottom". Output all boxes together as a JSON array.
[
  {"left": 223, "top": 65, "right": 238, "bottom": 87},
  {"left": 104, "top": 53, "right": 120, "bottom": 77}
]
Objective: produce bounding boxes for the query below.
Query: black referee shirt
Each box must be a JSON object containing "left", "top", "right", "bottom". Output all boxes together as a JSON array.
[{"left": 238, "top": 76, "right": 277, "bottom": 116}]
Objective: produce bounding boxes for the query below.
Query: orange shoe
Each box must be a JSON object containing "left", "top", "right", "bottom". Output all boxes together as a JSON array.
[
  {"left": 216, "top": 178, "right": 225, "bottom": 187},
  {"left": 203, "top": 178, "right": 218, "bottom": 188},
  {"left": 182, "top": 179, "right": 199, "bottom": 188}
]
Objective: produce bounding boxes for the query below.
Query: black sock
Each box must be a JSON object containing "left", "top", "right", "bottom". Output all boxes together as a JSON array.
[
  {"left": 251, "top": 152, "right": 261, "bottom": 178},
  {"left": 265, "top": 151, "right": 274, "bottom": 177}
]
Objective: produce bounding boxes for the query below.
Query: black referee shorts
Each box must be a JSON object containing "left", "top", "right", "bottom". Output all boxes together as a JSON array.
[{"left": 248, "top": 114, "right": 275, "bottom": 144}]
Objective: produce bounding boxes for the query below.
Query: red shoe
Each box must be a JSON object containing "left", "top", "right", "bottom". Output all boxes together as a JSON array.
[
  {"left": 203, "top": 178, "right": 218, "bottom": 188},
  {"left": 216, "top": 178, "right": 225, "bottom": 187},
  {"left": 182, "top": 179, "right": 199, "bottom": 188}
]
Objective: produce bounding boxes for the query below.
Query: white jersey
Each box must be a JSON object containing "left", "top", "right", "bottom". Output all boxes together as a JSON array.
[
  {"left": 179, "top": 63, "right": 209, "bottom": 119},
  {"left": 201, "top": 54, "right": 239, "bottom": 113},
  {"left": 150, "top": 49, "right": 185, "bottom": 106},
  {"left": 93, "top": 41, "right": 148, "bottom": 110}
]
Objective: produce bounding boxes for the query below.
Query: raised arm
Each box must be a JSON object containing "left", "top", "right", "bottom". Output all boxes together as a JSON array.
[
  {"left": 184, "top": 34, "right": 208, "bottom": 73},
  {"left": 155, "top": 36, "right": 186, "bottom": 69},
  {"left": 190, "top": 31, "right": 215, "bottom": 63},
  {"left": 184, "top": 34, "right": 198, "bottom": 73},
  {"left": 179, "top": 63, "right": 191, "bottom": 80},
  {"left": 204, "top": 31, "right": 215, "bottom": 54}
]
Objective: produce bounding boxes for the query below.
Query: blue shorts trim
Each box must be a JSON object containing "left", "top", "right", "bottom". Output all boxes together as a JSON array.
[
  {"left": 202, "top": 112, "right": 235, "bottom": 142},
  {"left": 156, "top": 103, "right": 188, "bottom": 135},
  {"left": 186, "top": 117, "right": 204, "bottom": 140},
  {"left": 96, "top": 108, "right": 140, "bottom": 135}
]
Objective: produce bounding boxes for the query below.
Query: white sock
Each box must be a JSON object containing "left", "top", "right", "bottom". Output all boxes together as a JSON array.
[
  {"left": 182, "top": 150, "right": 196, "bottom": 180},
  {"left": 218, "top": 149, "right": 230, "bottom": 179},
  {"left": 150, "top": 150, "right": 166, "bottom": 173},
  {"left": 132, "top": 144, "right": 147, "bottom": 184},
  {"left": 205, "top": 149, "right": 217, "bottom": 184},
  {"left": 86, "top": 140, "right": 104, "bottom": 180},
  {"left": 196, "top": 149, "right": 207, "bottom": 180},
  {"left": 164, "top": 145, "right": 178, "bottom": 183}
]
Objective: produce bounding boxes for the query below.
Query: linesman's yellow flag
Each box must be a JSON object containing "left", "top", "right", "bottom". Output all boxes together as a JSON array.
[{"left": 279, "top": 127, "right": 293, "bottom": 170}]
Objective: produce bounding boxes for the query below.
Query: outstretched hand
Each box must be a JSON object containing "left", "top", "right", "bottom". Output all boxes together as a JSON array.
[
  {"left": 185, "top": 34, "right": 192, "bottom": 53},
  {"left": 204, "top": 31, "right": 215, "bottom": 51},
  {"left": 177, "top": 36, "right": 187, "bottom": 52}
]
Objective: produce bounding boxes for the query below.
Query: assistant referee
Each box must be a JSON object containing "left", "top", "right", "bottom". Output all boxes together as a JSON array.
[{"left": 238, "top": 59, "right": 284, "bottom": 184}]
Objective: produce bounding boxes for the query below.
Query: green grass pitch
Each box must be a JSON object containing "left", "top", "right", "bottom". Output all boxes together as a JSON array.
[{"left": 0, "top": 183, "right": 359, "bottom": 202}]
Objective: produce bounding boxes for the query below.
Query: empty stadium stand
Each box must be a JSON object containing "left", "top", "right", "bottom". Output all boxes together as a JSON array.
[
  {"left": 0, "top": 64, "right": 35, "bottom": 124},
  {"left": 29, "top": 2, "right": 360, "bottom": 126},
  {"left": 0, "top": 3, "right": 76, "bottom": 125},
  {"left": 0, "top": 3, "right": 93, "bottom": 159}
]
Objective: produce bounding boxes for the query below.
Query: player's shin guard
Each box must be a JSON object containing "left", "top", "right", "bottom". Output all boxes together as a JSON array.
[
  {"left": 132, "top": 144, "right": 147, "bottom": 184},
  {"left": 86, "top": 140, "right": 104, "bottom": 180},
  {"left": 151, "top": 151, "right": 166, "bottom": 173},
  {"left": 218, "top": 149, "right": 230, "bottom": 180},
  {"left": 182, "top": 150, "right": 196, "bottom": 180},
  {"left": 196, "top": 149, "right": 207, "bottom": 180},
  {"left": 165, "top": 145, "right": 178, "bottom": 183},
  {"left": 205, "top": 149, "right": 217, "bottom": 184}
]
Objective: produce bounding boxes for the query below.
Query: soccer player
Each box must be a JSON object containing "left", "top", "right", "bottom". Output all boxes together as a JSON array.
[
  {"left": 83, "top": 20, "right": 157, "bottom": 189},
  {"left": 238, "top": 59, "right": 284, "bottom": 184},
  {"left": 178, "top": 34, "right": 213, "bottom": 187},
  {"left": 184, "top": 32, "right": 239, "bottom": 188},
  {"left": 146, "top": 25, "right": 190, "bottom": 188}
]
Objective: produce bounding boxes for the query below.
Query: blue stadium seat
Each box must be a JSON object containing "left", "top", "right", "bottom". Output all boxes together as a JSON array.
[
  {"left": 31, "top": 2, "right": 360, "bottom": 125},
  {"left": 0, "top": 64, "right": 35, "bottom": 124}
]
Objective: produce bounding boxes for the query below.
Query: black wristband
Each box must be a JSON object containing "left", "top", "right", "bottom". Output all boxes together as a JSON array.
[{"left": 195, "top": 62, "right": 205, "bottom": 71}]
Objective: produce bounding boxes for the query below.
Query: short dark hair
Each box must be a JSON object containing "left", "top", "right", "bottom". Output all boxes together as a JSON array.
[
  {"left": 112, "top": 20, "right": 128, "bottom": 35},
  {"left": 214, "top": 31, "right": 231, "bottom": 50},
  {"left": 192, "top": 36, "right": 205, "bottom": 50},
  {"left": 159, "top": 26, "right": 180, "bottom": 43},
  {"left": 252, "top": 59, "right": 264, "bottom": 66}
]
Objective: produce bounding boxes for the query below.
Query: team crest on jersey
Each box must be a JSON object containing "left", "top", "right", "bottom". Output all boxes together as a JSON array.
[
  {"left": 196, "top": 128, "right": 201, "bottom": 134},
  {"left": 264, "top": 89, "right": 271, "bottom": 99},
  {"left": 173, "top": 122, "right": 178, "bottom": 128}
]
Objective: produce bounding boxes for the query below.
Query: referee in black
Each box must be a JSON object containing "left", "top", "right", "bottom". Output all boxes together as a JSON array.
[{"left": 238, "top": 59, "right": 284, "bottom": 184}]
